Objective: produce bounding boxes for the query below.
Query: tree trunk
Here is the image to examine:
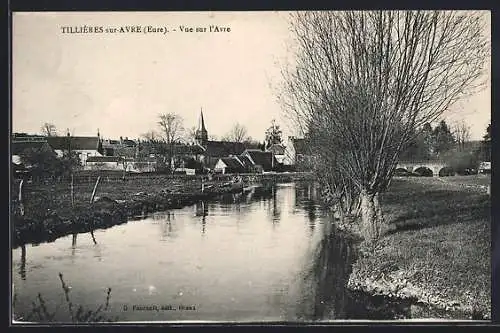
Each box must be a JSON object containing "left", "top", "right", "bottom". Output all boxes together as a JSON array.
[{"left": 359, "top": 189, "right": 386, "bottom": 241}]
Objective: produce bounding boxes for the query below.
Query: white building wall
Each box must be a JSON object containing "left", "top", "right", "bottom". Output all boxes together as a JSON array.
[
  {"left": 283, "top": 137, "right": 296, "bottom": 165},
  {"left": 214, "top": 159, "right": 228, "bottom": 174},
  {"left": 55, "top": 149, "right": 102, "bottom": 165},
  {"left": 84, "top": 161, "right": 124, "bottom": 171}
]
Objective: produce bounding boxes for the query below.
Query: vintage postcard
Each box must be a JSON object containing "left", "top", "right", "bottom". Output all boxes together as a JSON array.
[{"left": 10, "top": 10, "right": 491, "bottom": 324}]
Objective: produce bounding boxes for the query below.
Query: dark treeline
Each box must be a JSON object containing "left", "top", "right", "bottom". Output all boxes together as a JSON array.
[{"left": 399, "top": 120, "right": 491, "bottom": 173}]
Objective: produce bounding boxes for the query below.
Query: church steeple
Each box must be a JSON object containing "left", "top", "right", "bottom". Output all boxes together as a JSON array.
[
  {"left": 199, "top": 109, "right": 206, "bottom": 132},
  {"left": 195, "top": 108, "right": 208, "bottom": 146}
]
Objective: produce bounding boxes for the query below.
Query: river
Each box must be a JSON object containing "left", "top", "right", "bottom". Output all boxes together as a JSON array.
[{"left": 12, "top": 182, "right": 408, "bottom": 322}]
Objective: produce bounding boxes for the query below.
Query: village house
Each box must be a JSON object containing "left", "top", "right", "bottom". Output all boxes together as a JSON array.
[
  {"left": 283, "top": 136, "right": 309, "bottom": 166},
  {"left": 241, "top": 149, "right": 279, "bottom": 173},
  {"left": 101, "top": 136, "right": 138, "bottom": 158},
  {"left": 172, "top": 143, "right": 206, "bottom": 162},
  {"left": 84, "top": 155, "right": 158, "bottom": 173},
  {"left": 11, "top": 139, "right": 56, "bottom": 171},
  {"left": 214, "top": 156, "right": 247, "bottom": 174},
  {"left": 266, "top": 143, "right": 287, "bottom": 165},
  {"left": 84, "top": 156, "right": 124, "bottom": 171},
  {"left": 46, "top": 132, "right": 103, "bottom": 165}
]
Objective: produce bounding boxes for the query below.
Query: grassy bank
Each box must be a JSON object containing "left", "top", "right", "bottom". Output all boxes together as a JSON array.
[
  {"left": 346, "top": 175, "right": 491, "bottom": 319},
  {"left": 10, "top": 172, "right": 314, "bottom": 248},
  {"left": 10, "top": 176, "right": 213, "bottom": 248}
]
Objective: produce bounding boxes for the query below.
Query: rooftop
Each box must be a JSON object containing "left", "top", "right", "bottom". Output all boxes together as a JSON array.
[{"left": 47, "top": 136, "right": 100, "bottom": 150}]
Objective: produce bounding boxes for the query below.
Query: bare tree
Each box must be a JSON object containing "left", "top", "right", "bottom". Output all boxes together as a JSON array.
[
  {"left": 186, "top": 126, "right": 198, "bottom": 143},
  {"left": 452, "top": 120, "right": 471, "bottom": 151},
  {"left": 280, "top": 11, "right": 489, "bottom": 240},
  {"left": 158, "top": 113, "right": 184, "bottom": 170},
  {"left": 41, "top": 123, "right": 57, "bottom": 136},
  {"left": 141, "top": 130, "right": 160, "bottom": 142},
  {"left": 222, "top": 123, "right": 251, "bottom": 143}
]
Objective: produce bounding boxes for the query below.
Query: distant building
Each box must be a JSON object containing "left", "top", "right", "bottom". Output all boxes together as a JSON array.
[
  {"left": 11, "top": 140, "right": 55, "bottom": 166},
  {"left": 266, "top": 143, "right": 286, "bottom": 165},
  {"left": 283, "top": 136, "right": 308, "bottom": 165},
  {"left": 193, "top": 110, "right": 261, "bottom": 169},
  {"left": 12, "top": 133, "right": 47, "bottom": 142},
  {"left": 84, "top": 155, "right": 158, "bottom": 173},
  {"left": 46, "top": 133, "right": 103, "bottom": 165},
  {"left": 195, "top": 110, "right": 209, "bottom": 147},
  {"left": 241, "top": 149, "right": 278, "bottom": 172},
  {"left": 102, "top": 136, "right": 137, "bottom": 158},
  {"left": 84, "top": 156, "right": 124, "bottom": 171},
  {"left": 214, "top": 156, "right": 247, "bottom": 174}
]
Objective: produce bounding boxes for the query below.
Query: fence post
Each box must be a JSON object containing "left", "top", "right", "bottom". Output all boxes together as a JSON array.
[
  {"left": 90, "top": 176, "right": 101, "bottom": 204},
  {"left": 18, "top": 179, "right": 25, "bottom": 216}
]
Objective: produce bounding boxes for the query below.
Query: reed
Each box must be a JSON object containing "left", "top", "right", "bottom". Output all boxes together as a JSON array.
[{"left": 13, "top": 273, "right": 117, "bottom": 323}]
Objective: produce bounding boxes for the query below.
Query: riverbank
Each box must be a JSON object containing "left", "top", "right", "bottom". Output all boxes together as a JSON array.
[
  {"left": 10, "top": 172, "right": 314, "bottom": 248},
  {"left": 344, "top": 175, "right": 491, "bottom": 320}
]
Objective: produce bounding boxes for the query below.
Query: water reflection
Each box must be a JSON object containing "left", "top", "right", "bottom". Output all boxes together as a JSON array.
[
  {"left": 72, "top": 234, "right": 77, "bottom": 248},
  {"left": 298, "top": 224, "right": 358, "bottom": 320},
  {"left": 90, "top": 230, "right": 97, "bottom": 245},
  {"left": 70, "top": 233, "right": 102, "bottom": 261},
  {"left": 71, "top": 233, "right": 77, "bottom": 261},
  {"left": 14, "top": 182, "right": 388, "bottom": 322},
  {"left": 156, "top": 211, "right": 177, "bottom": 240},
  {"left": 271, "top": 186, "right": 280, "bottom": 225},
  {"left": 195, "top": 201, "right": 209, "bottom": 235},
  {"left": 19, "top": 245, "right": 26, "bottom": 281},
  {"left": 294, "top": 183, "right": 321, "bottom": 235}
]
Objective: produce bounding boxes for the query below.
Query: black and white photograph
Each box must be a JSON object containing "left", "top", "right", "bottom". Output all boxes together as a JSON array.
[{"left": 10, "top": 10, "right": 492, "bottom": 323}]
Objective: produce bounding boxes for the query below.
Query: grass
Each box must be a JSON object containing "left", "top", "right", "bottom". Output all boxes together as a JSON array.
[
  {"left": 439, "top": 174, "right": 491, "bottom": 187},
  {"left": 348, "top": 175, "right": 491, "bottom": 319}
]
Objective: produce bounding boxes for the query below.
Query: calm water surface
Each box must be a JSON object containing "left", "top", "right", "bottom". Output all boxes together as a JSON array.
[{"left": 13, "top": 182, "right": 361, "bottom": 322}]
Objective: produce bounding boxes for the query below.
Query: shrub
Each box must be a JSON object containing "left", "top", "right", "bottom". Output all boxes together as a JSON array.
[{"left": 438, "top": 167, "right": 455, "bottom": 177}]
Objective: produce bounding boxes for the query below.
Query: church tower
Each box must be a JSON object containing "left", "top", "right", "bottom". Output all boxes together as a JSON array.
[{"left": 195, "top": 108, "right": 208, "bottom": 146}]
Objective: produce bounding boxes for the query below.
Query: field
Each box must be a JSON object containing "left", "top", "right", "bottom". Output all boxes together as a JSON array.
[{"left": 348, "top": 174, "right": 491, "bottom": 319}]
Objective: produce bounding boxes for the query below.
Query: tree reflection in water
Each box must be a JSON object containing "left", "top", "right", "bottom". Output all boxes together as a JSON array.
[
  {"left": 295, "top": 222, "right": 358, "bottom": 320},
  {"left": 157, "top": 211, "right": 175, "bottom": 240},
  {"left": 294, "top": 182, "right": 319, "bottom": 235},
  {"left": 271, "top": 186, "right": 280, "bottom": 225},
  {"left": 195, "top": 201, "right": 209, "bottom": 235},
  {"left": 291, "top": 181, "right": 408, "bottom": 320},
  {"left": 297, "top": 218, "right": 413, "bottom": 320}
]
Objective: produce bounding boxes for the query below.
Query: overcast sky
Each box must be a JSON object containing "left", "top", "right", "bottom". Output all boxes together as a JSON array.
[{"left": 12, "top": 11, "right": 491, "bottom": 141}]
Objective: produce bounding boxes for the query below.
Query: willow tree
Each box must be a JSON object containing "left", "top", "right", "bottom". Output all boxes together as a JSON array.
[{"left": 280, "top": 11, "right": 489, "bottom": 240}]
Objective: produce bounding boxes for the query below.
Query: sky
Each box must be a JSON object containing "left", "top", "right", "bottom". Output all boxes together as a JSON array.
[{"left": 12, "top": 11, "right": 491, "bottom": 142}]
